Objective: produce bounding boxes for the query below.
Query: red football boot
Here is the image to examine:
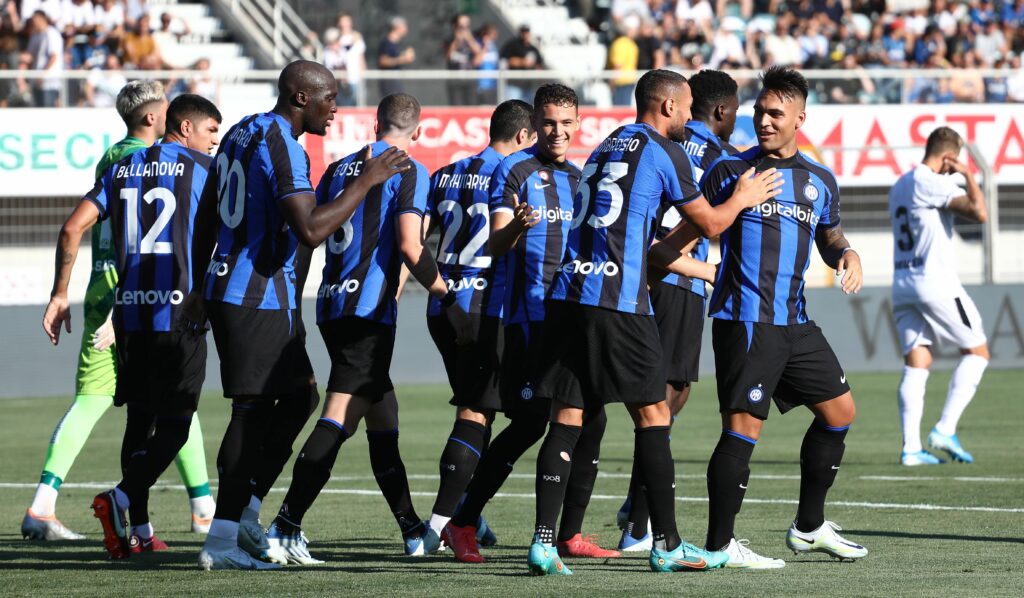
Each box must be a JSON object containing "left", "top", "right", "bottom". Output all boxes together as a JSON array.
[
  {"left": 91, "top": 490, "right": 130, "bottom": 559},
  {"left": 129, "top": 534, "right": 170, "bottom": 553},
  {"left": 442, "top": 523, "right": 485, "bottom": 563},
  {"left": 557, "top": 534, "right": 621, "bottom": 558}
]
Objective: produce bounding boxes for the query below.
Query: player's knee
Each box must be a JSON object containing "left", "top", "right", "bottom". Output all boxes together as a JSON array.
[
  {"left": 630, "top": 400, "right": 671, "bottom": 428},
  {"left": 724, "top": 411, "right": 763, "bottom": 440},
  {"left": 456, "top": 406, "right": 491, "bottom": 426},
  {"left": 963, "top": 344, "right": 990, "bottom": 360},
  {"left": 905, "top": 347, "right": 933, "bottom": 369}
]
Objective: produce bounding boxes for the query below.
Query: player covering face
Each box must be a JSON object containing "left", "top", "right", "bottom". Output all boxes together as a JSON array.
[
  {"left": 42, "top": 94, "right": 223, "bottom": 560},
  {"left": 187, "top": 60, "right": 409, "bottom": 571},
  {"left": 699, "top": 66, "right": 867, "bottom": 567}
]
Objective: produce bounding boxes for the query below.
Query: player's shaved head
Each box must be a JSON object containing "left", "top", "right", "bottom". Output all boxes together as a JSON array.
[
  {"left": 377, "top": 93, "right": 421, "bottom": 137},
  {"left": 490, "top": 99, "right": 534, "bottom": 143},
  {"left": 277, "top": 59, "right": 334, "bottom": 98},
  {"left": 924, "top": 126, "right": 963, "bottom": 158},
  {"left": 635, "top": 69, "right": 687, "bottom": 109}
]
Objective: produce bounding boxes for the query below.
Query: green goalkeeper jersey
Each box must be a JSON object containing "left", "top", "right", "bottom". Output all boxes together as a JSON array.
[{"left": 76, "top": 136, "right": 149, "bottom": 395}]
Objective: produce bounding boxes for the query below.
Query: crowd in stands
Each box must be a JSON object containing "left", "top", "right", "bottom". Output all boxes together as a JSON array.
[
  {"left": 605, "top": 0, "right": 1024, "bottom": 103},
  {"left": 0, "top": 0, "right": 218, "bottom": 107}
]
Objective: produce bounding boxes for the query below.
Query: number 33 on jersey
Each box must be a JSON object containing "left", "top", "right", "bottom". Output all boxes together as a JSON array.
[{"left": 549, "top": 123, "right": 701, "bottom": 314}]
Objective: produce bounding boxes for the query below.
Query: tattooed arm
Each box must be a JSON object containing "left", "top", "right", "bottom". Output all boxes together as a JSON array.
[
  {"left": 43, "top": 200, "right": 100, "bottom": 345},
  {"left": 815, "top": 224, "right": 862, "bottom": 295}
]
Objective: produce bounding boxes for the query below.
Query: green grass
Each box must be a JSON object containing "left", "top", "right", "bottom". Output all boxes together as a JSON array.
[{"left": 1, "top": 371, "right": 1022, "bottom": 596}]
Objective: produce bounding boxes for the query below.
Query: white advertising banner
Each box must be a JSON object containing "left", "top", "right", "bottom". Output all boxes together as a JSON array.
[{"left": 2, "top": 104, "right": 1023, "bottom": 195}]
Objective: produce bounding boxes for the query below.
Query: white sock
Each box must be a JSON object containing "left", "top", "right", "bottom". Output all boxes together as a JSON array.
[
  {"left": 29, "top": 484, "right": 59, "bottom": 517},
  {"left": 898, "top": 366, "right": 929, "bottom": 453},
  {"left": 428, "top": 514, "right": 451, "bottom": 536},
  {"left": 113, "top": 487, "right": 130, "bottom": 510},
  {"left": 132, "top": 522, "right": 154, "bottom": 539},
  {"left": 190, "top": 495, "right": 216, "bottom": 518},
  {"left": 935, "top": 354, "right": 988, "bottom": 436},
  {"left": 205, "top": 518, "right": 240, "bottom": 550}
]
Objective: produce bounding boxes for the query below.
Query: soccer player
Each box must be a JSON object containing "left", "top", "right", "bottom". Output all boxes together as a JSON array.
[
  {"left": 526, "top": 69, "right": 783, "bottom": 576},
  {"left": 189, "top": 60, "right": 409, "bottom": 570},
  {"left": 27, "top": 81, "right": 216, "bottom": 542},
  {"left": 889, "top": 126, "right": 989, "bottom": 466},
  {"left": 445, "top": 84, "right": 619, "bottom": 564},
  {"left": 265, "top": 92, "right": 474, "bottom": 563},
  {"left": 618, "top": 69, "right": 742, "bottom": 552},
  {"left": 421, "top": 100, "right": 536, "bottom": 549},
  {"left": 41, "top": 94, "right": 223, "bottom": 559},
  {"left": 700, "top": 66, "right": 868, "bottom": 567}
]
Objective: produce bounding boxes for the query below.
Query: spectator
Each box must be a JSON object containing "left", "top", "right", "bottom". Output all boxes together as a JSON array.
[
  {"left": 0, "top": 0, "right": 21, "bottom": 107},
  {"left": 973, "top": 19, "right": 1007, "bottom": 66},
  {"left": 607, "top": 15, "right": 640, "bottom": 106},
  {"left": 636, "top": 17, "right": 665, "bottom": 70},
  {"left": 445, "top": 13, "right": 481, "bottom": 106},
  {"left": 124, "top": 0, "right": 146, "bottom": 29},
  {"left": 152, "top": 10, "right": 190, "bottom": 68},
  {"left": 612, "top": 0, "right": 650, "bottom": 25},
  {"left": 1004, "top": 0, "right": 1024, "bottom": 27},
  {"left": 334, "top": 11, "right": 366, "bottom": 106},
  {"left": 5, "top": 52, "right": 35, "bottom": 107},
  {"left": 189, "top": 57, "right": 219, "bottom": 104},
  {"left": 19, "top": 0, "right": 61, "bottom": 24},
  {"left": 827, "top": 54, "right": 877, "bottom": 104},
  {"left": 1006, "top": 54, "right": 1024, "bottom": 101},
  {"left": 80, "top": 30, "right": 111, "bottom": 71},
  {"left": 765, "top": 17, "right": 802, "bottom": 66},
  {"left": 798, "top": 20, "right": 830, "bottom": 68},
  {"left": 933, "top": 0, "right": 959, "bottom": 37},
  {"left": 84, "top": 52, "right": 126, "bottom": 107},
  {"left": 882, "top": 21, "right": 909, "bottom": 67},
  {"left": 64, "top": 0, "right": 98, "bottom": 69},
  {"left": 950, "top": 51, "right": 985, "bottom": 102},
  {"left": 499, "top": 24, "right": 544, "bottom": 102},
  {"left": 25, "top": 10, "right": 64, "bottom": 107},
  {"left": 675, "top": 0, "right": 713, "bottom": 28},
  {"left": 983, "top": 55, "right": 1009, "bottom": 102},
  {"left": 93, "top": 0, "right": 126, "bottom": 50},
  {"left": 475, "top": 23, "right": 500, "bottom": 105},
  {"left": 122, "top": 12, "right": 158, "bottom": 68},
  {"left": 377, "top": 15, "right": 414, "bottom": 97},
  {"left": 708, "top": 16, "right": 746, "bottom": 68}
]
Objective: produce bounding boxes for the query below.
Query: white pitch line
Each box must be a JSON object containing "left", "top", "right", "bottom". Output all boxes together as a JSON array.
[
  {"left": 859, "top": 475, "right": 1022, "bottom": 483},
  {"left": 1, "top": 482, "right": 1020, "bottom": 514}
]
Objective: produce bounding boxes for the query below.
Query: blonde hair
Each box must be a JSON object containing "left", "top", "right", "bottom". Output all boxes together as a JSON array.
[{"left": 115, "top": 80, "right": 165, "bottom": 128}]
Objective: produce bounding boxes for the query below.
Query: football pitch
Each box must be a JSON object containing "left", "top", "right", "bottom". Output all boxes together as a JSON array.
[{"left": 1, "top": 370, "right": 1021, "bottom": 596}]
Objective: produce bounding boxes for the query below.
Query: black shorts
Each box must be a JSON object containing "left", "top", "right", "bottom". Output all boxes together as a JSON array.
[
  {"left": 114, "top": 329, "right": 206, "bottom": 412},
  {"left": 319, "top": 316, "right": 395, "bottom": 401},
  {"left": 650, "top": 281, "right": 705, "bottom": 387},
  {"left": 499, "top": 321, "right": 551, "bottom": 419},
  {"left": 208, "top": 302, "right": 314, "bottom": 399},
  {"left": 712, "top": 319, "right": 850, "bottom": 420},
  {"left": 427, "top": 314, "right": 503, "bottom": 412},
  {"left": 536, "top": 300, "right": 664, "bottom": 409}
]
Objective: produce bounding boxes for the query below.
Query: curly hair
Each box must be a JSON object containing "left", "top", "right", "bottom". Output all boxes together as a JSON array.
[
  {"left": 689, "top": 69, "right": 738, "bottom": 118},
  {"left": 533, "top": 83, "right": 578, "bottom": 113}
]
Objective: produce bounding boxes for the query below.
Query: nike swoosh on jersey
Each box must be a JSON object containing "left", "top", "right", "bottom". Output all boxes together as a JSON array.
[{"left": 533, "top": 183, "right": 550, "bottom": 190}]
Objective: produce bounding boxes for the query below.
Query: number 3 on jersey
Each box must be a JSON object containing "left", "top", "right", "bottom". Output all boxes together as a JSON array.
[
  {"left": 573, "top": 161, "right": 627, "bottom": 229},
  {"left": 216, "top": 153, "right": 246, "bottom": 229}
]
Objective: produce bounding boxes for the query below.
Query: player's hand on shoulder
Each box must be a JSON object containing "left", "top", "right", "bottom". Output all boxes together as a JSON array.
[
  {"left": 360, "top": 145, "right": 411, "bottom": 187},
  {"left": 735, "top": 167, "right": 783, "bottom": 208},
  {"left": 836, "top": 249, "right": 863, "bottom": 295},
  {"left": 42, "top": 295, "right": 71, "bottom": 346},
  {"left": 511, "top": 193, "right": 541, "bottom": 231},
  {"left": 177, "top": 291, "right": 209, "bottom": 334},
  {"left": 91, "top": 313, "right": 115, "bottom": 351}
]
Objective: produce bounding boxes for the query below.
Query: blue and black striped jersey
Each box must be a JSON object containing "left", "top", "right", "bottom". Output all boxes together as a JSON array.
[
  {"left": 315, "top": 140, "right": 429, "bottom": 326},
  {"left": 657, "top": 120, "right": 738, "bottom": 297},
  {"left": 549, "top": 123, "right": 701, "bottom": 314},
  {"left": 203, "top": 112, "right": 312, "bottom": 310},
  {"left": 701, "top": 148, "right": 841, "bottom": 325},
  {"left": 489, "top": 145, "right": 580, "bottom": 325},
  {"left": 84, "top": 142, "right": 211, "bottom": 332},
  {"left": 426, "top": 146, "right": 504, "bottom": 319}
]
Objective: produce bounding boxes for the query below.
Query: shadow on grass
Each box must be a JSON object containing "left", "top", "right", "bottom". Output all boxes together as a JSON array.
[{"left": 844, "top": 529, "right": 1024, "bottom": 545}]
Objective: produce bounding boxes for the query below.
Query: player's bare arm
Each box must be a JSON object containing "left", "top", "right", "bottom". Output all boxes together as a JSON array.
[
  {"left": 648, "top": 242, "right": 716, "bottom": 283},
  {"left": 943, "top": 157, "right": 988, "bottom": 223},
  {"left": 281, "top": 146, "right": 411, "bottom": 247},
  {"left": 679, "top": 166, "right": 783, "bottom": 237},
  {"left": 815, "top": 224, "right": 862, "bottom": 295},
  {"left": 489, "top": 193, "right": 540, "bottom": 257},
  {"left": 43, "top": 200, "right": 100, "bottom": 345},
  {"left": 395, "top": 213, "right": 432, "bottom": 301},
  {"left": 398, "top": 212, "right": 472, "bottom": 343}
]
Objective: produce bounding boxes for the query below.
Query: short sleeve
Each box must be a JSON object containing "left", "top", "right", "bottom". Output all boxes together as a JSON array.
[
  {"left": 264, "top": 123, "right": 314, "bottom": 202},
  {"left": 489, "top": 158, "right": 519, "bottom": 215},
  {"left": 818, "top": 175, "right": 842, "bottom": 228},
  {"left": 659, "top": 142, "right": 701, "bottom": 207},
  {"left": 395, "top": 162, "right": 428, "bottom": 216},
  {"left": 83, "top": 174, "right": 110, "bottom": 220},
  {"left": 923, "top": 174, "right": 964, "bottom": 209},
  {"left": 315, "top": 160, "right": 342, "bottom": 207},
  {"left": 426, "top": 169, "right": 441, "bottom": 218}
]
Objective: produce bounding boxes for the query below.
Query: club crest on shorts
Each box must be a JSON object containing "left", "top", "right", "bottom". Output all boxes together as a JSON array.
[
  {"left": 747, "top": 384, "right": 765, "bottom": 404},
  {"left": 803, "top": 182, "right": 819, "bottom": 202},
  {"left": 520, "top": 385, "right": 534, "bottom": 401}
]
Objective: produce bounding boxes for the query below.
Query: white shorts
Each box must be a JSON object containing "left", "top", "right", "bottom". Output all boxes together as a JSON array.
[{"left": 893, "top": 293, "right": 987, "bottom": 355}]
